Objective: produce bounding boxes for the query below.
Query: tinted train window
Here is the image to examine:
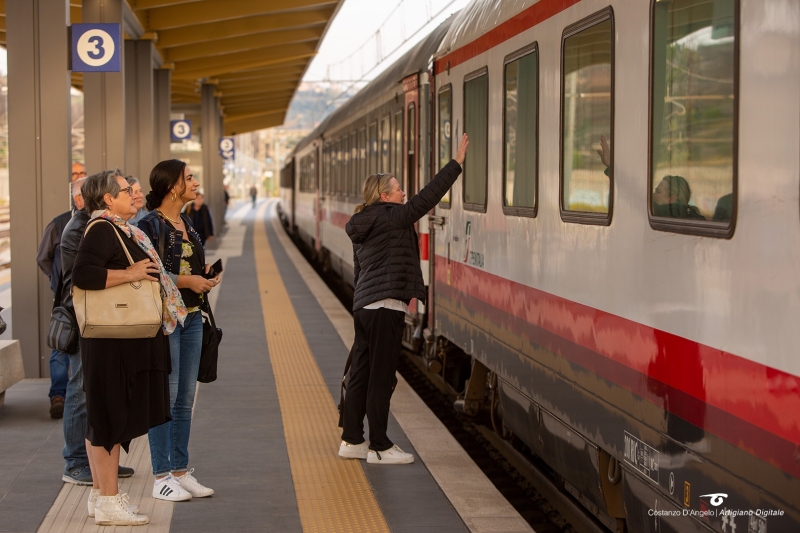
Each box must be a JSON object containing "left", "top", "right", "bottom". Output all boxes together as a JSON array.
[
  {"left": 438, "top": 85, "right": 452, "bottom": 206},
  {"left": 394, "top": 111, "right": 403, "bottom": 183},
  {"left": 334, "top": 140, "right": 341, "bottom": 194},
  {"left": 463, "top": 69, "right": 488, "bottom": 212},
  {"left": 323, "top": 144, "right": 330, "bottom": 193},
  {"left": 407, "top": 104, "right": 416, "bottom": 195},
  {"left": 348, "top": 132, "right": 356, "bottom": 196},
  {"left": 504, "top": 45, "right": 538, "bottom": 215},
  {"left": 561, "top": 11, "right": 613, "bottom": 224},
  {"left": 650, "top": 0, "right": 736, "bottom": 236},
  {"left": 381, "top": 116, "right": 390, "bottom": 174},
  {"left": 359, "top": 128, "right": 366, "bottom": 194},
  {"left": 369, "top": 122, "right": 378, "bottom": 175},
  {"left": 344, "top": 135, "right": 351, "bottom": 196}
]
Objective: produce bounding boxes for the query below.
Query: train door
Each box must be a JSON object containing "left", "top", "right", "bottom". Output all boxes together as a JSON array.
[
  {"left": 314, "top": 143, "right": 321, "bottom": 252},
  {"left": 403, "top": 74, "right": 419, "bottom": 196}
]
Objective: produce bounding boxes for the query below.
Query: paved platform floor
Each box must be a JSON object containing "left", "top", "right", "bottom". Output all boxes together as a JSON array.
[{"left": 0, "top": 200, "right": 531, "bottom": 533}]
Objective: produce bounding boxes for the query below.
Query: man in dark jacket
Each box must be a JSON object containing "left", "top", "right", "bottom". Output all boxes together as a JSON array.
[{"left": 339, "top": 133, "right": 468, "bottom": 465}]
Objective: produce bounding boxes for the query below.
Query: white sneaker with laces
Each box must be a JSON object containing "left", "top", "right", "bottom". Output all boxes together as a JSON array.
[
  {"left": 152, "top": 474, "right": 192, "bottom": 502},
  {"left": 367, "top": 445, "right": 414, "bottom": 464},
  {"left": 88, "top": 487, "right": 139, "bottom": 517},
  {"left": 94, "top": 493, "right": 150, "bottom": 526},
  {"left": 176, "top": 468, "right": 214, "bottom": 498},
  {"left": 338, "top": 440, "right": 369, "bottom": 459}
]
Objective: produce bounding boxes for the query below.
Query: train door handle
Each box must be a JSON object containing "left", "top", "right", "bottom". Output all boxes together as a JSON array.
[{"left": 430, "top": 216, "right": 446, "bottom": 227}]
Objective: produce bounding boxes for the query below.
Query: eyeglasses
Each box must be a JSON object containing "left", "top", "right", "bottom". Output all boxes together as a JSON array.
[
  {"left": 72, "top": 171, "right": 86, "bottom": 178},
  {"left": 118, "top": 186, "right": 133, "bottom": 196}
]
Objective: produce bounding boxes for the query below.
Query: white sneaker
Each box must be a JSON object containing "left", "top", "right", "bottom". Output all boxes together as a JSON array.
[
  {"left": 88, "top": 487, "right": 139, "bottom": 517},
  {"left": 95, "top": 493, "right": 150, "bottom": 526},
  {"left": 367, "top": 445, "right": 414, "bottom": 465},
  {"left": 176, "top": 468, "right": 214, "bottom": 498},
  {"left": 152, "top": 474, "right": 192, "bottom": 502},
  {"left": 338, "top": 440, "right": 369, "bottom": 460}
]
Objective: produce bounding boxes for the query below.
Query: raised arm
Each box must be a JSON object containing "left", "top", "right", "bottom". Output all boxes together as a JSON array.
[{"left": 390, "top": 133, "right": 469, "bottom": 227}]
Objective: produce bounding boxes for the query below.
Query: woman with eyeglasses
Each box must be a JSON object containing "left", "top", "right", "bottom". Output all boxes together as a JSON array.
[
  {"left": 126, "top": 176, "right": 149, "bottom": 226},
  {"left": 72, "top": 169, "right": 183, "bottom": 525},
  {"left": 339, "top": 133, "right": 469, "bottom": 464},
  {"left": 137, "top": 160, "right": 218, "bottom": 503}
]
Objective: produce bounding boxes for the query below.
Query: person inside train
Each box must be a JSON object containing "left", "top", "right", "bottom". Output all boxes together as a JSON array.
[
  {"left": 652, "top": 175, "right": 706, "bottom": 220},
  {"left": 338, "top": 132, "right": 469, "bottom": 465}
]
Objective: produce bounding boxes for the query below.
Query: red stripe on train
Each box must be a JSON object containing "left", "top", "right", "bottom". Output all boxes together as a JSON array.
[
  {"left": 435, "top": 0, "right": 581, "bottom": 75},
  {"left": 433, "top": 255, "right": 800, "bottom": 453},
  {"left": 419, "top": 233, "right": 429, "bottom": 261}
]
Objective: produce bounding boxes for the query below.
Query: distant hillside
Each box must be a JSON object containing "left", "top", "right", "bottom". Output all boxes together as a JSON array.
[{"left": 283, "top": 82, "right": 367, "bottom": 131}]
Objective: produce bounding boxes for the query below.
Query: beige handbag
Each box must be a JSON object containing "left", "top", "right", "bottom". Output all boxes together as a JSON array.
[{"left": 72, "top": 219, "right": 162, "bottom": 339}]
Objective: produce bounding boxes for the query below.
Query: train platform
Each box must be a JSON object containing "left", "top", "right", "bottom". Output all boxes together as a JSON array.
[{"left": 0, "top": 200, "right": 533, "bottom": 533}]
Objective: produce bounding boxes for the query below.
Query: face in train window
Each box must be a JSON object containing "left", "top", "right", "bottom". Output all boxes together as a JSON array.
[
  {"left": 438, "top": 86, "right": 452, "bottom": 205},
  {"left": 651, "top": 0, "right": 736, "bottom": 224},
  {"left": 561, "top": 16, "right": 613, "bottom": 218},
  {"left": 463, "top": 70, "right": 488, "bottom": 211},
  {"left": 504, "top": 47, "right": 538, "bottom": 212}
]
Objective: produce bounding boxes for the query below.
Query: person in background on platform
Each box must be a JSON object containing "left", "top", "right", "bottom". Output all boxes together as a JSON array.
[
  {"left": 339, "top": 133, "right": 469, "bottom": 465},
  {"left": 73, "top": 169, "right": 181, "bottom": 525},
  {"left": 138, "top": 160, "right": 218, "bottom": 503},
  {"left": 126, "top": 176, "right": 149, "bottom": 226},
  {"left": 36, "top": 163, "right": 86, "bottom": 418},
  {"left": 249, "top": 184, "right": 257, "bottom": 208},
  {"left": 223, "top": 185, "right": 230, "bottom": 224},
  {"left": 183, "top": 191, "right": 214, "bottom": 244}
]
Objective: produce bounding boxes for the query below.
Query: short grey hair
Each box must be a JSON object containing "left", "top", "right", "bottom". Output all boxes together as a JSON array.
[
  {"left": 125, "top": 176, "right": 139, "bottom": 187},
  {"left": 71, "top": 177, "right": 87, "bottom": 198},
  {"left": 82, "top": 168, "right": 124, "bottom": 212}
]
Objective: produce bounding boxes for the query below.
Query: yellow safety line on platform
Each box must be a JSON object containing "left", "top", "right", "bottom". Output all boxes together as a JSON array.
[{"left": 253, "top": 201, "right": 390, "bottom": 533}]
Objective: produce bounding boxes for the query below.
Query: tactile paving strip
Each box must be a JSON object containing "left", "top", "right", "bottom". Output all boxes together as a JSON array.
[{"left": 253, "top": 202, "right": 390, "bottom": 533}]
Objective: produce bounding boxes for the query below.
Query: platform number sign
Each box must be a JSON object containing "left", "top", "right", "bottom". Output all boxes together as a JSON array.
[
  {"left": 219, "top": 137, "right": 235, "bottom": 160},
  {"left": 170, "top": 120, "right": 192, "bottom": 142},
  {"left": 71, "top": 24, "right": 121, "bottom": 72}
]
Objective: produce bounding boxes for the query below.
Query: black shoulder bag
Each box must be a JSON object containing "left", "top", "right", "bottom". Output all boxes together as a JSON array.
[
  {"left": 198, "top": 299, "right": 222, "bottom": 383},
  {"left": 47, "top": 274, "right": 78, "bottom": 353}
]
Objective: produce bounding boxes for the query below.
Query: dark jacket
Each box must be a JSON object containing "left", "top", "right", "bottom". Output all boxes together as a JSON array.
[
  {"left": 36, "top": 211, "right": 72, "bottom": 295},
  {"left": 184, "top": 203, "right": 214, "bottom": 244},
  {"left": 136, "top": 211, "right": 205, "bottom": 277},
  {"left": 653, "top": 202, "right": 706, "bottom": 220},
  {"left": 347, "top": 159, "right": 462, "bottom": 311},
  {"left": 59, "top": 209, "right": 91, "bottom": 311}
]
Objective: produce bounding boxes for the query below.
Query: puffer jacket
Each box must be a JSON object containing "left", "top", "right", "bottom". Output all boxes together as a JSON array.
[{"left": 347, "top": 159, "right": 462, "bottom": 311}]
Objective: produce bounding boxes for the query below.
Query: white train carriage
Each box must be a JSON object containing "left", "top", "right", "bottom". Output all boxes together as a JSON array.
[{"left": 429, "top": 0, "right": 799, "bottom": 532}]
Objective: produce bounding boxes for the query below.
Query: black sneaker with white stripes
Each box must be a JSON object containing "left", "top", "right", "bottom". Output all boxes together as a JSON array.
[{"left": 152, "top": 474, "right": 192, "bottom": 502}]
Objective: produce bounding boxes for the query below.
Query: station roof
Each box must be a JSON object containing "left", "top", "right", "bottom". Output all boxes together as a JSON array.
[{"left": 0, "top": 0, "right": 344, "bottom": 135}]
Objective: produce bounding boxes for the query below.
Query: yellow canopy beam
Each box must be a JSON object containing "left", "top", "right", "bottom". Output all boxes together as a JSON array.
[
  {"left": 147, "top": 0, "right": 337, "bottom": 31},
  {"left": 156, "top": 8, "right": 333, "bottom": 49},
  {"left": 165, "top": 27, "right": 322, "bottom": 63},
  {"left": 217, "top": 82, "right": 299, "bottom": 97},
  {"left": 172, "top": 43, "right": 316, "bottom": 80},
  {"left": 224, "top": 112, "right": 287, "bottom": 136}
]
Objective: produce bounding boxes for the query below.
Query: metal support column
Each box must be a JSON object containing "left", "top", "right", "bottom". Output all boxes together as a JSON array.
[
  {"left": 201, "top": 84, "right": 224, "bottom": 229},
  {"left": 7, "top": 0, "right": 72, "bottom": 376},
  {"left": 82, "top": 0, "right": 125, "bottom": 173},
  {"left": 154, "top": 69, "right": 172, "bottom": 166},
  {"left": 124, "top": 40, "right": 155, "bottom": 182}
]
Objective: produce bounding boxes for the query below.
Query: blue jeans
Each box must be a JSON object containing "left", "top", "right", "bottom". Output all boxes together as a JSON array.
[
  {"left": 148, "top": 311, "right": 203, "bottom": 476},
  {"left": 63, "top": 348, "right": 88, "bottom": 470},
  {"left": 49, "top": 349, "right": 70, "bottom": 399}
]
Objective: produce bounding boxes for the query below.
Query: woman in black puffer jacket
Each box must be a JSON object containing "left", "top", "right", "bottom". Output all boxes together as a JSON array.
[{"left": 339, "top": 133, "right": 469, "bottom": 465}]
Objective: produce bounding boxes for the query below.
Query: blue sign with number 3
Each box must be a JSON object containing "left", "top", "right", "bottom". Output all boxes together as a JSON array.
[{"left": 71, "top": 23, "right": 121, "bottom": 72}]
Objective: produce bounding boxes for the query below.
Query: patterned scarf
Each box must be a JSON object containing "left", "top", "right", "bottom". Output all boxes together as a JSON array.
[{"left": 94, "top": 210, "right": 187, "bottom": 334}]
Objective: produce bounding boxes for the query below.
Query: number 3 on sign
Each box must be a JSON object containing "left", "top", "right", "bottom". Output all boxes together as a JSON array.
[{"left": 77, "top": 29, "right": 115, "bottom": 67}]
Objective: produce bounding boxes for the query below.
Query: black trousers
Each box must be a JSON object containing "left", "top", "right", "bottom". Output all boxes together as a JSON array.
[{"left": 341, "top": 307, "right": 404, "bottom": 451}]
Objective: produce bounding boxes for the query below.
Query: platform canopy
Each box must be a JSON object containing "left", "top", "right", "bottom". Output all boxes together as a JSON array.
[{"left": 0, "top": 0, "right": 343, "bottom": 134}]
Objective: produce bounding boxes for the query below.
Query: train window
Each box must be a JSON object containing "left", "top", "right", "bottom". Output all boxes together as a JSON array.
[
  {"left": 323, "top": 144, "right": 331, "bottom": 194},
  {"left": 463, "top": 68, "right": 488, "bottom": 212},
  {"left": 394, "top": 111, "right": 403, "bottom": 187},
  {"left": 343, "top": 135, "right": 351, "bottom": 196},
  {"left": 310, "top": 152, "right": 317, "bottom": 192},
  {"left": 348, "top": 132, "right": 356, "bottom": 197},
  {"left": 407, "top": 104, "right": 416, "bottom": 196},
  {"left": 381, "top": 115, "right": 390, "bottom": 174},
  {"left": 358, "top": 128, "right": 366, "bottom": 193},
  {"left": 334, "top": 139, "right": 341, "bottom": 194},
  {"left": 650, "top": 0, "right": 737, "bottom": 238},
  {"left": 504, "top": 45, "right": 538, "bottom": 216},
  {"left": 368, "top": 122, "right": 378, "bottom": 175},
  {"left": 560, "top": 9, "right": 614, "bottom": 225},
  {"left": 438, "top": 85, "right": 452, "bottom": 207}
]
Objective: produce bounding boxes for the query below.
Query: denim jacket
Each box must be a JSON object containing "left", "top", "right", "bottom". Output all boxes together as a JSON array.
[{"left": 136, "top": 210, "right": 205, "bottom": 285}]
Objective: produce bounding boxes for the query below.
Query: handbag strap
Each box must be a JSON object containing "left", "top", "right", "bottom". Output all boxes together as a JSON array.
[{"left": 84, "top": 219, "right": 136, "bottom": 267}]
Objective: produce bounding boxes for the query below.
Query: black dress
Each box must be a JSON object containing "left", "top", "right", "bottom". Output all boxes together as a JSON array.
[{"left": 72, "top": 220, "right": 172, "bottom": 452}]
